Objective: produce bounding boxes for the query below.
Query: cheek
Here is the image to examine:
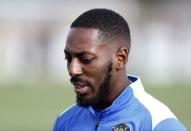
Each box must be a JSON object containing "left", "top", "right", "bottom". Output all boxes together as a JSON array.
[
  {"left": 86, "top": 68, "right": 104, "bottom": 87},
  {"left": 83, "top": 62, "right": 110, "bottom": 88}
]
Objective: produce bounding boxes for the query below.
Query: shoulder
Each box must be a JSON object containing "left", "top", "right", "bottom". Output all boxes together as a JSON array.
[
  {"left": 58, "top": 104, "right": 79, "bottom": 118},
  {"left": 128, "top": 75, "right": 184, "bottom": 130},
  {"left": 53, "top": 104, "right": 83, "bottom": 131},
  {"left": 153, "top": 118, "right": 187, "bottom": 131}
]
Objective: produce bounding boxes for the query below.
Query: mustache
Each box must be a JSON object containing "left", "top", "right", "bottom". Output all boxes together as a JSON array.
[{"left": 70, "top": 77, "right": 93, "bottom": 88}]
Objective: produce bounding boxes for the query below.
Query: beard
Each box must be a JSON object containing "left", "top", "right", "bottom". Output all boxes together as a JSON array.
[{"left": 74, "top": 62, "right": 113, "bottom": 108}]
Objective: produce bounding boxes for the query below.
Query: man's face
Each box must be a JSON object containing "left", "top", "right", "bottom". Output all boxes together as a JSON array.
[{"left": 64, "top": 28, "right": 114, "bottom": 107}]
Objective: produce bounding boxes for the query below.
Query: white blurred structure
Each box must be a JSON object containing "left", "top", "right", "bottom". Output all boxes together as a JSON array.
[{"left": 0, "top": 0, "right": 190, "bottom": 85}]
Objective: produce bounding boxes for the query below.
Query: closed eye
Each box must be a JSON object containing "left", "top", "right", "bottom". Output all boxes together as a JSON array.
[{"left": 80, "top": 57, "right": 94, "bottom": 64}]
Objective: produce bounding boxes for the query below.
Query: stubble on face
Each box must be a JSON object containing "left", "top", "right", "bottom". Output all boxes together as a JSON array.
[{"left": 75, "top": 62, "right": 113, "bottom": 108}]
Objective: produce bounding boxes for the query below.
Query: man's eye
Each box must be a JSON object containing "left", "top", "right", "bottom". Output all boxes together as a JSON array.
[{"left": 80, "top": 58, "right": 93, "bottom": 64}]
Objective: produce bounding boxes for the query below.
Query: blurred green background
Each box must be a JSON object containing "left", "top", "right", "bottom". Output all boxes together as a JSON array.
[{"left": 0, "top": 82, "right": 190, "bottom": 131}]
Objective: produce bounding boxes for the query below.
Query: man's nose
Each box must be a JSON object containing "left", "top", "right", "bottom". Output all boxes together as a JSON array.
[{"left": 68, "top": 58, "right": 82, "bottom": 77}]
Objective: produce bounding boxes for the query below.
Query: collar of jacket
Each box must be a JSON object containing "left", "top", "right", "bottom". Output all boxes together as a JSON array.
[{"left": 88, "top": 75, "right": 143, "bottom": 120}]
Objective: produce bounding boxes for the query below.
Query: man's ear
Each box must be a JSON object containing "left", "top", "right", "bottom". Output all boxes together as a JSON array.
[{"left": 115, "top": 47, "right": 129, "bottom": 70}]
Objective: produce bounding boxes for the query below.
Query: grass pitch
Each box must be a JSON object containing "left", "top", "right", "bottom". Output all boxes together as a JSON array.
[{"left": 0, "top": 82, "right": 190, "bottom": 131}]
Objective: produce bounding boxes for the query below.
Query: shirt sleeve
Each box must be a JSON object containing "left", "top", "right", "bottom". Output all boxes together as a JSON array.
[{"left": 153, "top": 118, "right": 187, "bottom": 131}]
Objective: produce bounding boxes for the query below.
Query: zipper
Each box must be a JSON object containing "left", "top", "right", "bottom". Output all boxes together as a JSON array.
[
  {"left": 95, "top": 112, "right": 103, "bottom": 131},
  {"left": 95, "top": 120, "right": 100, "bottom": 130}
]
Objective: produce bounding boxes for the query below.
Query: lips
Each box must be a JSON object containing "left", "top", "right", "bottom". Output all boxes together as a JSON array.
[{"left": 73, "top": 82, "right": 89, "bottom": 95}]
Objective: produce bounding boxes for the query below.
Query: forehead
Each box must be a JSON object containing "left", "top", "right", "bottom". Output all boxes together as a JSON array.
[{"left": 65, "top": 28, "right": 105, "bottom": 53}]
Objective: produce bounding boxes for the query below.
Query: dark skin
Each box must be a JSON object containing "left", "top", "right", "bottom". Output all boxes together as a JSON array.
[{"left": 64, "top": 27, "right": 131, "bottom": 110}]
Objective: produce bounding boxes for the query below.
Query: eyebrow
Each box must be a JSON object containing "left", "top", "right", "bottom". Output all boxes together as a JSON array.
[{"left": 64, "top": 50, "right": 95, "bottom": 56}]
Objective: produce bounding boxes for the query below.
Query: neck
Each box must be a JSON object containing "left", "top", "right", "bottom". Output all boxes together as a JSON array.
[{"left": 93, "top": 73, "right": 130, "bottom": 111}]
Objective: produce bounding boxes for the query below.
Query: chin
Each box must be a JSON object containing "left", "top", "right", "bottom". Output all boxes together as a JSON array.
[{"left": 76, "top": 95, "right": 96, "bottom": 107}]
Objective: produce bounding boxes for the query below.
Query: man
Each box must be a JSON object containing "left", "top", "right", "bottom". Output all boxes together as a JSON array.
[{"left": 53, "top": 8, "right": 186, "bottom": 131}]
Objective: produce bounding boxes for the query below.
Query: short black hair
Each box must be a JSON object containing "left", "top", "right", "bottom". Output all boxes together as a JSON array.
[{"left": 71, "top": 8, "right": 131, "bottom": 48}]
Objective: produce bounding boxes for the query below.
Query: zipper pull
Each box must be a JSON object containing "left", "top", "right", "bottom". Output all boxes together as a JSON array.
[
  {"left": 95, "top": 121, "right": 100, "bottom": 130},
  {"left": 95, "top": 110, "right": 103, "bottom": 130}
]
